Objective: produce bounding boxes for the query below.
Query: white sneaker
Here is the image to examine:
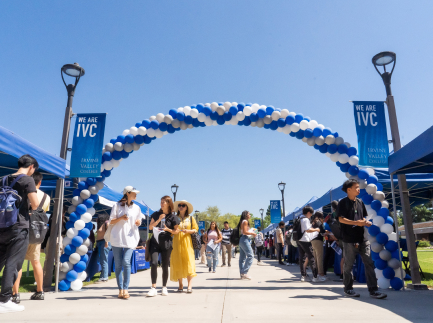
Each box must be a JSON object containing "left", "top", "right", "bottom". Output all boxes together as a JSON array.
[
  {"left": 301, "top": 275, "right": 312, "bottom": 282},
  {"left": 312, "top": 276, "right": 326, "bottom": 283},
  {"left": 241, "top": 275, "right": 252, "bottom": 280},
  {"left": 0, "top": 300, "right": 25, "bottom": 313},
  {"left": 286, "top": 263, "right": 291, "bottom": 266},
  {"left": 146, "top": 287, "right": 158, "bottom": 297},
  {"left": 161, "top": 287, "right": 168, "bottom": 296}
]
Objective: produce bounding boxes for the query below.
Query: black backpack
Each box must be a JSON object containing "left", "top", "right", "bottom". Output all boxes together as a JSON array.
[
  {"left": 327, "top": 217, "right": 342, "bottom": 240},
  {"left": 29, "top": 194, "right": 49, "bottom": 244},
  {"left": 291, "top": 217, "right": 304, "bottom": 242},
  {"left": 230, "top": 227, "right": 240, "bottom": 246}
]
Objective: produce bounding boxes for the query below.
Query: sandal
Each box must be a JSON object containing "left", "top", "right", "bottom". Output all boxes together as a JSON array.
[
  {"left": 123, "top": 291, "right": 130, "bottom": 299},
  {"left": 176, "top": 288, "right": 184, "bottom": 292},
  {"left": 118, "top": 290, "right": 124, "bottom": 299},
  {"left": 187, "top": 289, "right": 193, "bottom": 293}
]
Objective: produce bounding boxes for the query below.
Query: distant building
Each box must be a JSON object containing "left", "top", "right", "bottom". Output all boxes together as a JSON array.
[{"left": 399, "top": 221, "right": 433, "bottom": 241}]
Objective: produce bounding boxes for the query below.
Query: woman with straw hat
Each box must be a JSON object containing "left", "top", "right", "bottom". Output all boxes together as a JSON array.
[{"left": 170, "top": 200, "right": 198, "bottom": 293}]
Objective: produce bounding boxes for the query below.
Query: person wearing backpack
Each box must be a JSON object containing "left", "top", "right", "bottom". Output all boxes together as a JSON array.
[
  {"left": 12, "top": 172, "right": 50, "bottom": 302},
  {"left": 285, "top": 225, "right": 296, "bottom": 266},
  {"left": 254, "top": 227, "right": 264, "bottom": 264},
  {"left": 0, "top": 155, "right": 39, "bottom": 314}
]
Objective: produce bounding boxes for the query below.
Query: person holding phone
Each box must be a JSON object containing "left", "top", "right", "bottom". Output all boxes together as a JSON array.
[
  {"left": 146, "top": 196, "right": 179, "bottom": 297},
  {"left": 109, "top": 186, "right": 144, "bottom": 299}
]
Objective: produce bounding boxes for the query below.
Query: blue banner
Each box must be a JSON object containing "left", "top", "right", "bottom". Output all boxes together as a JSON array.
[
  {"left": 198, "top": 221, "right": 205, "bottom": 233},
  {"left": 70, "top": 113, "right": 106, "bottom": 178},
  {"left": 254, "top": 219, "right": 261, "bottom": 228},
  {"left": 270, "top": 200, "right": 281, "bottom": 224},
  {"left": 353, "top": 101, "right": 389, "bottom": 167}
]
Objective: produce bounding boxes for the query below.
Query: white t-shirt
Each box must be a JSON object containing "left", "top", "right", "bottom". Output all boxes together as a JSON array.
[
  {"left": 299, "top": 216, "right": 318, "bottom": 242},
  {"left": 37, "top": 189, "right": 50, "bottom": 212},
  {"left": 109, "top": 202, "right": 144, "bottom": 249}
]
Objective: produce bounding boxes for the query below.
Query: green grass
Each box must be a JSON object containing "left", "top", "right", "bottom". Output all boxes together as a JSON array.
[{"left": 405, "top": 250, "right": 433, "bottom": 287}]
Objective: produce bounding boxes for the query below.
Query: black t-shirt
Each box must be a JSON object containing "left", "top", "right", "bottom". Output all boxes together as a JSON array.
[
  {"left": 1, "top": 174, "right": 37, "bottom": 230},
  {"left": 150, "top": 210, "right": 180, "bottom": 250},
  {"left": 337, "top": 196, "right": 368, "bottom": 244},
  {"left": 312, "top": 220, "right": 326, "bottom": 241}
]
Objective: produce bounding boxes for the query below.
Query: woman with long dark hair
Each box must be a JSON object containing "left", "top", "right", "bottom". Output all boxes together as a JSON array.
[
  {"left": 146, "top": 195, "right": 179, "bottom": 297},
  {"left": 238, "top": 210, "right": 256, "bottom": 280},
  {"left": 205, "top": 221, "right": 222, "bottom": 273},
  {"left": 170, "top": 200, "right": 198, "bottom": 293},
  {"left": 109, "top": 186, "right": 143, "bottom": 299}
]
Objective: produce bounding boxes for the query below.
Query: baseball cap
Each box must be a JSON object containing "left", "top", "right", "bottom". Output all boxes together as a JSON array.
[{"left": 123, "top": 186, "right": 140, "bottom": 195}]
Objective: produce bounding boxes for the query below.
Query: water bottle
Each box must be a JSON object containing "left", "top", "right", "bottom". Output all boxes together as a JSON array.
[{"left": 160, "top": 218, "right": 165, "bottom": 229}]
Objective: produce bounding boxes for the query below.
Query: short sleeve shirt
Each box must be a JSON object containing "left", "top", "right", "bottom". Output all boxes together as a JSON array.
[
  {"left": 109, "top": 202, "right": 144, "bottom": 249},
  {"left": 276, "top": 228, "right": 283, "bottom": 243},
  {"left": 36, "top": 189, "right": 50, "bottom": 212},
  {"left": 337, "top": 197, "right": 368, "bottom": 244},
  {"left": 299, "top": 216, "right": 318, "bottom": 242},
  {"left": 150, "top": 210, "right": 180, "bottom": 250}
]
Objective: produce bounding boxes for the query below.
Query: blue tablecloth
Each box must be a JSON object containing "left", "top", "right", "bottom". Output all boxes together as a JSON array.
[{"left": 333, "top": 250, "right": 366, "bottom": 283}]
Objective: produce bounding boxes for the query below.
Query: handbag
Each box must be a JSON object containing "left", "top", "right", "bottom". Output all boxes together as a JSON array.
[{"left": 189, "top": 217, "right": 201, "bottom": 250}]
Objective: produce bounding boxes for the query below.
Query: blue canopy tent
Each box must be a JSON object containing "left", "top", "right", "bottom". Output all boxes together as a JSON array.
[
  {"left": 389, "top": 126, "right": 433, "bottom": 175},
  {"left": 0, "top": 126, "right": 66, "bottom": 179}
]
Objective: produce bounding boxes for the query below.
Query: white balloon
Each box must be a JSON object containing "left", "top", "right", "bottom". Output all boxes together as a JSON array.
[
  {"left": 224, "top": 101, "right": 232, "bottom": 109},
  {"left": 290, "top": 123, "right": 300, "bottom": 133},
  {"left": 394, "top": 268, "right": 404, "bottom": 280},
  {"left": 80, "top": 190, "right": 90, "bottom": 200},
  {"left": 62, "top": 236, "right": 72, "bottom": 247},
  {"left": 197, "top": 113, "right": 206, "bottom": 122},
  {"left": 71, "top": 196, "right": 83, "bottom": 206},
  {"left": 288, "top": 111, "right": 296, "bottom": 117},
  {"left": 308, "top": 120, "right": 318, "bottom": 129},
  {"left": 88, "top": 185, "right": 99, "bottom": 195},
  {"left": 330, "top": 152, "right": 340, "bottom": 162},
  {"left": 250, "top": 122, "right": 257, "bottom": 127},
  {"left": 74, "top": 220, "right": 85, "bottom": 231},
  {"left": 205, "top": 103, "right": 211, "bottom": 107},
  {"left": 114, "top": 142, "right": 123, "bottom": 151},
  {"left": 343, "top": 142, "right": 351, "bottom": 148},
  {"left": 146, "top": 128, "right": 155, "bottom": 138},
  {"left": 210, "top": 102, "right": 218, "bottom": 111},
  {"left": 379, "top": 249, "right": 392, "bottom": 261},
  {"left": 302, "top": 137, "right": 309, "bottom": 143},
  {"left": 171, "top": 119, "right": 180, "bottom": 128},
  {"left": 204, "top": 117, "right": 213, "bottom": 126},
  {"left": 122, "top": 129, "right": 130, "bottom": 136},
  {"left": 69, "top": 253, "right": 81, "bottom": 265},
  {"left": 371, "top": 242, "right": 384, "bottom": 253},
  {"left": 367, "top": 208, "right": 377, "bottom": 218},
  {"left": 325, "top": 135, "right": 335, "bottom": 145},
  {"left": 184, "top": 107, "right": 192, "bottom": 116},
  {"left": 129, "top": 127, "right": 138, "bottom": 136},
  {"left": 374, "top": 268, "right": 384, "bottom": 279},
  {"left": 334, "top": 137, "right": 344, "bottom": 145},
  {"left": 70, "top": 279, "right": 83, "bottom": 291},
  {"left": 382, "top": 200, "right": 390, "bottom": 209},
  {"left": 373, "top": 216, "right": 385, "bottom": 227},
  {"left": 307, "top": 137, "right": 315, "bottom": 146},
  {"left": 263, "top": 116, "right": 272, "bottom": 124},
  {"left": 163, "top": 115, "right": 173, "bottom": 124},
  {"left": 345, "top": 172, "right": 352, "bottom": 179},
  {"left": 317, "top": 124, "right": 325, "bottom": 130},
  {"left": 59, "top": 271, "right": 67, "bottom": 281},
  {"left": 271, "top": 110, "right": 281, "bottom": 121},
  {"left": 378, "top": 277, "right": 390, "bottom": 289},
  {"left": 373, "top": 191, "right": 385, "bottom": 201},
  {"left": 60, "top": 261, "right": 73, "bottom": 272},
  {"left": 80, "top": 212, "right": 92, "bottom": 223},
  {"left": 180, "top": 122, "right": 188, "bottom": 130},
  {"left": 366, "top": 184, "right": 377, "bottom": 195},
  {"left": 244, "top": 106, "right": 253, "bottom": 117},
  {"left": 381, "top": 223, "right": 394, "bottom": 235},
  {"left": 236, "top": 112, "right": 245, "bottom": 121},
  {"left": 216, "top": 106, "right": 225, "bottom": 116},
  {"left": 190, "top": 108, "right": 199, "bottom": 118},
  {"left": 76, "top": 245, "right": 88, "bottom": 256},
  {"left": 68, "top": 205, "right": 76, "bottom": 214},
  {"left": 77, "top": 271, "right": 87, "bottom": 282},
  {"left": 368, "top": 235, "right": 377, "bottom": 244},
  {"left": 123, "top": 143, "right": 133, "bottom": 153},
  {"left": 366, "top": 168, "right": 375, "bottom": 175},
  {"left": 103, "top": 161, "right": 113, "bottom": 171},
  {"left": 338, "top": 154, "right": 349, "bottom": 164},
  {"left": 348, "top": 156, "right": 359, "bottom": 166},
  {"left": 349, "top": 175, "right": 359, "bottom": 181},
  {"left": 388, "top": 232, "right": 397, "bottom": 242},
  {"left": 95, "top": 181, "right": 104, "bottom": 190},
  {"left": 359, "top": 179, "right": 368, "bottom": 189},
  {"left": 176, "top": 108, "right": 183, "bottom": 113},
  {"left": 315, "top": 136, "right": 325, "bottom": 145},
  {"left": 300, "top": 120, "right": 309, "bottom": 130},
  {"left": 111, "top": 159, "right": 120, "bottom": 168},
  {"left": 388, "top": 258, "right": 401, "bottom": 269},
  {"left": 105, "top": 143, "right": 114, "bottom": 152},
  {"left": 280, "top": 109, "right": 289, "bottom": 118},
  {"left": 155, "top": 129, "right": 164, "bottom": 138},
  {"left": 256, "top": 119, "right": 264, "bottom": 128}
]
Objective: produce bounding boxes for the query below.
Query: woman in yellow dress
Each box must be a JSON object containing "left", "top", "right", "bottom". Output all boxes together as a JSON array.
[{"left": 170, "top": 200, "right": 198, "bottom": 293}]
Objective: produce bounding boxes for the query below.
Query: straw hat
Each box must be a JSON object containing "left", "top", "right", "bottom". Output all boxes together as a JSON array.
[{"left": 173, "top": 200, "right": 194, "bottom": 214}]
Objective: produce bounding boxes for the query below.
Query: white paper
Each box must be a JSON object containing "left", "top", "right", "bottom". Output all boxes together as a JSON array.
[
  {"left": 331, "top": 241, "right": 342, "bottom": 256},
  {"left": 207, "top": 240, "right": 218, "bottom": 250},
  {"left": 153, "top": 227, "right": 163, "bottom": 244}
]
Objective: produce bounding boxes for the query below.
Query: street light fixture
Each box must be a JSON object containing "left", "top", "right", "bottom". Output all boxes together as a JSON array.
[
  {"left": 278, "top": 181, "right": 286, "bottom": 220},
  {"left": 372, "top": 51, "right": 426, "bottom": 289},
  {"left": 171, "top": 184, "right": 179, "bottom": 202},
  {"left": 195, "top": 210, "right": 199, "bottom": 223},
  {"left": 259, "top": 208, "right": 264, "bottom": 228}
]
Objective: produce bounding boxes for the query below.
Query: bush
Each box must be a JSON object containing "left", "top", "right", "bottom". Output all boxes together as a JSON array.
[{"left": 417, "top": 240, "right": 431, "bottom": 248}]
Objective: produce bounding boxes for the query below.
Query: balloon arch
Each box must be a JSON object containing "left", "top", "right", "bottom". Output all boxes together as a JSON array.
[{"left": 58, "top": 102, "right": 404, "bottom": 291}]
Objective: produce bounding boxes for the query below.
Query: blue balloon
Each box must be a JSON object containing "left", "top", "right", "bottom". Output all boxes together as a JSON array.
[
  {"left": 121, "top": 150, "right": 129, "bottom": 159},
  {"left": 143, "top": 135, "right": 152, "bottom": 144},
  {"left": 75, "top": 204, "right": 87, "bottom": 215},
  {"left": 224, "top": 112, "right": 233, "bottom": 121},
  {"left": 78, "top": 228, "right": 90, "bottom": 240},
  {"left": 192, "top": 119, "right": 200, "bottom": 127},
  {"left": 78, "top": 181, "right": 89, "bottom": 191},
  {"left": 391, "top": 249, "right": 400, "bottom": 259},
  {"left": 249, "top": 113, "right": 258, "bottom": 122},
  {"left": 327, "top": 144, "right": 338, "bottom": 154},
  {"left": 167, "top": 125, "right": 175, "bottom": 134},
  {"left": 210, "top": 111, "right": 219, "bottom": 121},
  {"left": 159, "top": 122, "right": 168, "bottom": 131},
  {"left": 135, "top": 122, "right": 142, "bottom": 128},
  {"left": 85, "top": 222, "right": 93, "bottom": 230},
  {"left": 59, "top": 279, "right": 71, "bottom": 291},
  {"left": 322, "top": 127, "right": 332, "bottom": 137},
  {"left": 358, "top": 169, "right": 369, "bottom": 180},
  {"left": 196, "top": 104, "right": 203, "bottom": 112},
  {"left": 294, "top": 114, "right": 304, "bottom": 123},
  {"left": 84, "top": 198, "right": 94, "bottom": 208},
  {"left": 304, "top": 116, "right": 311, "bottom": 121},
  {"left": 116, "top": 135, "right": 126, "bottom": 144},
  {"left": 337, "top": 144, "right": 348, "bottom": 154},
  {"left": 109, "top": 138, "right": 117, "bottom": 144},
  {"left": 285, "top": 115, "right": 295, "bottom": 125},
  {"left": 376, "top": 232, "right": 389, "bottom": 245},
  {"left": 229, "top": 106, "right": 238, "bottom": 115},
  {"left": 74, "top": 261, "right": 87, "bottom": 273},
  {"left": 304, "top": 129, "right": 313, "bottom": 138},
  {"left": 149, "top": 120, "right": 159, "bottom": 129},
  {"left": 90, "top": 194, "right": 98, "bottom": 202},
  {"left": 65, "top": 221, "right": 74, "bottom": 230},
  {"left": 376, "top": 182, "right": 383, "bottom": 192},
  {"left": 217, "top": 116, "right": 225, "bottom": 125},
  {"left": 277, "top": 118, "right": 286, "bottom": 128},
  {"left": 371, "top": 200, "right": 382, "bottom": 211},
  {"left": 176, "top": 112, "right": 185, "bottom": 121},
  {"left": 333, "top": 132, "right": 339, "bottom": 138},
  {"left": 266, "top": 106, "right": 274, "bottom": 115},
  {"left": 60, "top": 254, "right": 69, "bottom": 263},
  {"left": 112, "top": 150, "right": 121, "bottom": 160},
  {"left": 134, "top": 135, "right": 144, "bottom": 144},
  {"left": 371, "top": 251, "right": 380, "bottom": 261},
  {"left": 168, "top": 109, "right": 177, "bottom": 118},
  {"left": 101, "top": 170, "right": 111, "bottom": 178},
  {"left": 66, "top": 270, "right": 78, "bottom": 282},
  {"left": 64, "top": 244, "right": 76, "bottom": 255},
  {"left": 202, "top": 106, "right": 212, "bottom": 116},
  {"left": 102, "top": 152, "right": 112, "bottom": 162},
  {"left": 378, "top": 207, "right": 390, "bottom": 218},
  {"left": 295, "top": 130, "right": 304, "bottom": 139},
  {"left": 385, "top": 240, "right": 398, "bottom": 252},
  {"left": 142, "top": 119, "right": 151, "bottom": 128},
  {"left": 269, "top": 120, "right": 278, "bottom": 130},
  {"left": 368, "top": 225, "right": 380, "bottom": 236},
  {"left": 69, "top": 212, "right": 79, "bottom": 222},
  {"left": 86, "top": 178, "right": 97, "bottom": 186},
  {"left": 340, "top": 163, "right": 350, "bottom": 172},
  {"left": 375, "top": 258, "right": 388, "bottom": 270},
  {"left": 71, "top": 236, "right": 83, "bottom": 247},
  {"left": 313, "top": 144, "right": 320, "bottom": 149},
  {"left": 72, "top": 189, "right": 81, "bottom": 197},
  {"left": 347, "top": 147, "right": 357, "bottom": 156},
  {"left": 358, "top": 189, "right": 367, "bottom": 197},
  {"left": 313, "top": 127, "right": 323, "bottom": 137},
  {"left": 390, "top": 277, "right": 403, "bottom": 290},
  {"left": 257, "top": 108, "right": 267, "bottom": 118},
  {"left": 289, "top": 130, "right": 296, "bottom": 136},
  {"left": 243, "top": 117, "right": 251, "bottom": 126},
  {"left": 319, "top": 144, "right": 329, "bottom": 154},
  {"left": 96, "top": 175, "right": 105, "bottom": 182},
  {"left": 367, "top": 175, "right": 378, "bottom": 185},
  {"left": 237, "top": 103, "right": 245, "bottom": 111},
  {"left": 125, "top": 134, "right": 134, "bottom": 144},
  {"left": 383, "top": 267, "right": 395, "bottom": 279},
  {"left": 385, "top": 216, "right": 394, "bottom": 225},
  {"left": 348, "top": 166, "right": 359, "bottom": 176},
  {"left": 184, "top": 116, "right": 193, "bottom": 125},
  {"left": 81, "top": 254, "right": 89, "bottom": 263}
]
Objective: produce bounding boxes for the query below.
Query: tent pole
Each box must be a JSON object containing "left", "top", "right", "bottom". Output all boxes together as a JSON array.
[{"left": 390, "top": 174, "right": 405, "bottom": 291}]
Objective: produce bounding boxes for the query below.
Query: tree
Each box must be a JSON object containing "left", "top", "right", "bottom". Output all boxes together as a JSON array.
[{"left": 396, "top": 201, "right": 433, "bottom": 225}]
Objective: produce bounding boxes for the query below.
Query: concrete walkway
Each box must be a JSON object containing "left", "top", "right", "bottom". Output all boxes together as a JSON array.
[{"left": 3, "top": 255, "right": 431, "bottom": 322}]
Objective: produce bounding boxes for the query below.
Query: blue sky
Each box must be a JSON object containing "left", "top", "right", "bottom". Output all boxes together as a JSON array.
[{"left": 1, "top": 1, "right": 432, "bottom": 215}]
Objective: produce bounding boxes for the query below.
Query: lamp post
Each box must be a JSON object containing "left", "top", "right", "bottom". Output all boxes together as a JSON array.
[
  {"left": 171, "top": 184, "right": 179, "bottom": 202},
  {"left": 195, "top": 210, "right": 199, "bottom": 223},
  {"left": 278, "top": 182, "right": 286, "bottom": 221},
  {"left": 259, "top": 208, "right": 264, "bottom": 229},
  {"left": 372, "top": 52, "right": 426, "bottom": 289},
  {"left": 43, "top": 63, "right": 85, "bottom": 292}
]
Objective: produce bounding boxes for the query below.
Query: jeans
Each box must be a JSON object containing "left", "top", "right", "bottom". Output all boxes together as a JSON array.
[
  {"left": 239, "top": 236, "right": 253, "bottom": 275},
  {"left": 206, "top": 245, "right": 219, "bottom": 271},
  {"left": 221, "top": 244, "right": 232, "bottom": 265},
  {"left": 0, "top": 228, "right": 29, "bottom": 303},
  {"left": 256, "top": 246, "right": 263, "bottom": 262},
  {"left": 287, "top": 245, "right": 296, "bottom": 264},
  {"left": 343, "top": 241, "right": 378, "bottom": 293},
  {"left": 298, "top": 241, "right": 317, "bottom": 278},
  {"left": 194, "top": 249, "right": 200, "bottom": 259},
  {"left": 96, "top": 240, "right": 111, "bottom": 280},
  {"left": 277, "top": 243, "right": 284, "bottom": 263},
  {"left": 112, "top": 247, "right": 133, "bottom": 290}
]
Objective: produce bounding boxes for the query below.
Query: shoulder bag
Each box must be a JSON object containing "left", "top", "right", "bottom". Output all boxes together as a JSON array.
[{"left": 189, "top": 217, "right": 201, "bottom": 250}]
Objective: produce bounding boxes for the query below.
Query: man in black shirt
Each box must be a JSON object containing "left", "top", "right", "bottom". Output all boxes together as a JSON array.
[
  {"left": 337, "top": 179, "right": 387, "bottom": 299},
  {"left": 0, "top": 155, "right": 39, "bottom": 313}
]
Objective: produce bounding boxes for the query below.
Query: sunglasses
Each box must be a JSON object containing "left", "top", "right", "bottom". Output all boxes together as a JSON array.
[{"left": 178, "top": 204, "right": 187, "bottom": 208}]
